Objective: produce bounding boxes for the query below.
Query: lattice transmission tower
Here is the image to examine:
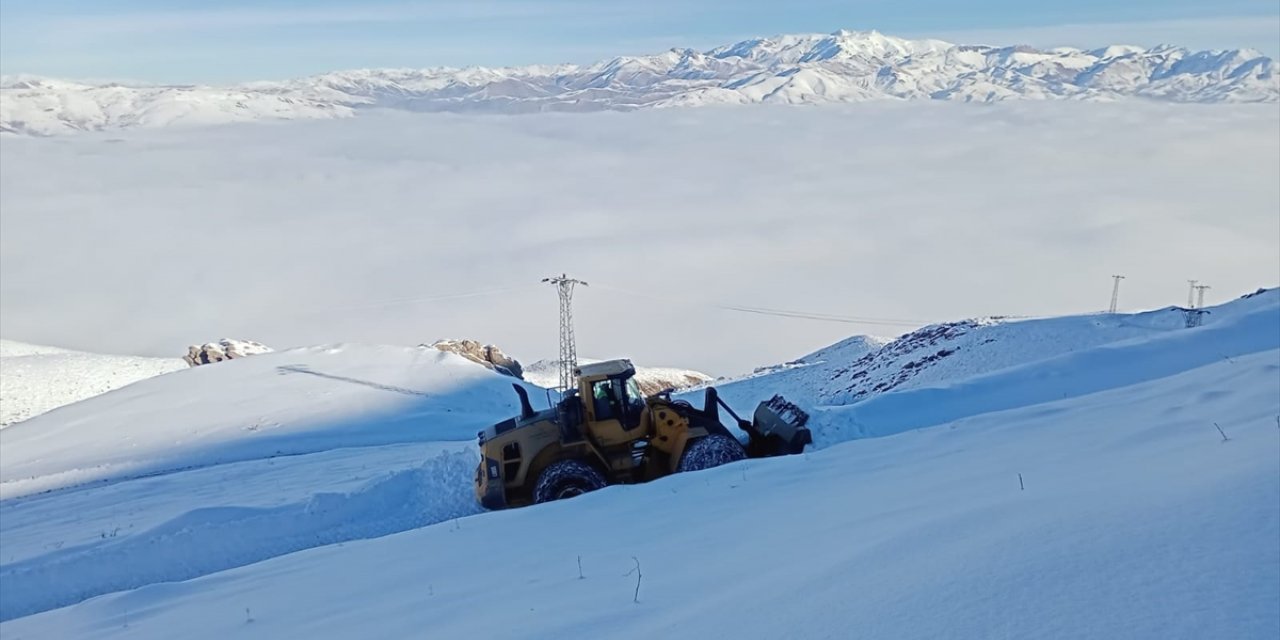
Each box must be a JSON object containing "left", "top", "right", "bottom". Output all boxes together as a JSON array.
[
  {"left": 1109, "top": 275, "right": 1125, "bottom": 313},
  {"left": 1194, "top": 284, "right": 1211, "bottom": 310},
  {"left": 542, "top": 274, "right": 588, "bottom": 392}
]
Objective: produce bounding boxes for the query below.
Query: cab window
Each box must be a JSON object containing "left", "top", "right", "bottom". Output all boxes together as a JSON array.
[
  {"left": 591, "top": 378, "right": 644, "bottom": 429},
  {"left": 591, "top": 379, "right": 622, "bottom": 421},
  {"left": 626, "top": 378, "right": 645, "bottom": 404}
]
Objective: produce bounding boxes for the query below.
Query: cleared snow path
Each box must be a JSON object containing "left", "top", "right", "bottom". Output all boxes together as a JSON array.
[{"left": 0, "top": 443, "right": 479, "bottom": 621}]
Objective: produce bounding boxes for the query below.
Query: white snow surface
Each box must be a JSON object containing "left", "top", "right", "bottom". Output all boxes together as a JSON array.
[
  {"left": 0, "top": 345, "right": 549, "bottom": 500},
  {"left": 524, "top": 358, "right": 712, "bottom": 393},
  {"left": 3, "top": 29, "right": 1275, "bottom": 135},
  {"left": 0, "top": 340, "right": 186, "bottom": 428},
  {"left": 0, "top": 291, "right": 1276, "bottom": 636},
  {"left": 712, "top": 293, "right": 1278, "bottom": 412}
]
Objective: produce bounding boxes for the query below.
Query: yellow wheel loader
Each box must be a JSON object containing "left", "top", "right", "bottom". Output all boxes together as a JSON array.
[{"left": 474, "top": 359, "right": 811, "bottom": 509}]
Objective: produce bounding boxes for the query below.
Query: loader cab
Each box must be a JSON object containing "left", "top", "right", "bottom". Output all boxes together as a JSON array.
[{"left": 576, "top": 359, "right": 646, "bottom": 447}]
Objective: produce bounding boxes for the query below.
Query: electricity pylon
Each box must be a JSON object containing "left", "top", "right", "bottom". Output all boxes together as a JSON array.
[
  {"left": 1194, "top": 284, "right": 1210, "bottom": 310},
  {"left": 1109, "top": 275, "right": 1125, "bottom": 313},
  {"left": 542, "top": 274, "right": 587, "bottom": 392}
]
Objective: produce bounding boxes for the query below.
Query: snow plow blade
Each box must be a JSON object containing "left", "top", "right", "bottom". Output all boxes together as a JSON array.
[{"left": 742, "top": 394, "right": 812, "bottom": 457}]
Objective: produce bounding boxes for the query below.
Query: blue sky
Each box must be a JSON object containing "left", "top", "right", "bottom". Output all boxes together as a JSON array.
[{"left": 1, "top": 0, "right": 1277, "bottom": 83}]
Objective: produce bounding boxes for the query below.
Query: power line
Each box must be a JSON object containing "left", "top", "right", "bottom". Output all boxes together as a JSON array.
[
  {"left": 591, "top": 282, "right": 932, "bottom": 327},
  {"left": 714, "top": 304, "right": 928, "bottom": 327}
]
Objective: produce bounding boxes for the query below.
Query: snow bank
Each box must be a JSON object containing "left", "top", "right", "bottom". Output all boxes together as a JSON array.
[{"left": 0, "top": 444, "right": 478, "bottom": 621}]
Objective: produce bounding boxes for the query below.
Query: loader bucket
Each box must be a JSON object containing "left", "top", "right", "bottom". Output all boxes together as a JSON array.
[{"left": 743, "top": 394, "right": 812, "bottom": 457}]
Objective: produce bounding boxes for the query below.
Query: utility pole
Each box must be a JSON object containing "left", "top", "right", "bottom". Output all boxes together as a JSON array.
[
  {"left": 1195, "top": 284, "right": 1210, "bottom": 310},
  {"left": 542, "top": 274, "right": 587, "bottom": 392},
  {"left": 1108, "top": 275, "right": 1125, "bottom": 313},
  {"left": 1186, "top": 280, "right": 1198, "bottom": 308}
]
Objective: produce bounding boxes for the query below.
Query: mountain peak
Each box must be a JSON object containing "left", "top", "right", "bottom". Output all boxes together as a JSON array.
[{"left": 2, "top": 29, "right": 1275, "bottom": 136}]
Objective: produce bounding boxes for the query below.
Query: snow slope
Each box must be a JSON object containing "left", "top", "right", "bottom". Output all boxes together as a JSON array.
[
  {"left": 3, "top": 29, "right": 1275, "bottom": 135},
  {"left": 709, "top": 291, "right": 1278, "bottom": 421},
  {"left": 0, "top": 340, "right": 186, "bottom": 428},
  {"left": 2, "top": 292, "right": 1275, "bottom": 638},
  {"left": 0, "top": 344, "right": 550, "bottom": 620},
  {"left": 0, "top": 344, "right": 549, "bottom": 500}
]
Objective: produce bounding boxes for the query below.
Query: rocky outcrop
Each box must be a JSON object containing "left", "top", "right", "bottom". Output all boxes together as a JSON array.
[
  {"left": 428, "top": 339, "right": 523, "bottom": 379},
  {"left": 184, "top": 339, "right": 273, "bottom": 367}
]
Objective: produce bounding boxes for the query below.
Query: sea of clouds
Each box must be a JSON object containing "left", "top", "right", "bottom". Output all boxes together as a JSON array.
[{"left": 1, "top": 102, "right": 1276, "bottom": 375}]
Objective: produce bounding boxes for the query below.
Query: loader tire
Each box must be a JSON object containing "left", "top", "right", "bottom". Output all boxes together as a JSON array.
[
  {"left": 678, "top": 434, "right": 746, "bottom": 473},
  {"left": 533, "top": 459, "right": 607, "bottom": 504}
]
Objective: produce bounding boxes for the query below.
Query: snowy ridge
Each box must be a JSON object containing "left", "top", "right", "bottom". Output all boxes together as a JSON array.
[
  {"left": 3, "top": 29, "right": 1275, "bottom": 135},
  {"left": 716, "top": 290, "right": 1274, "bottom": 404},
  {"left": 812, "top": 297, "right": 1279, "bottom": 445},
  {"left": 0, "top": 340, "right": 186, "bottom": 428}
]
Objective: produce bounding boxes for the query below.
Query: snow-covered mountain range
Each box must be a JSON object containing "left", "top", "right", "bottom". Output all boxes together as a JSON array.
[{"left": 3, "top": 29, "right": 1275, "bottom": 135}]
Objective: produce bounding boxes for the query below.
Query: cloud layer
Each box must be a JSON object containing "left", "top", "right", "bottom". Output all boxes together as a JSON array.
[{"left": 1, "top": 103, "right": 1276, "bottom": 375}]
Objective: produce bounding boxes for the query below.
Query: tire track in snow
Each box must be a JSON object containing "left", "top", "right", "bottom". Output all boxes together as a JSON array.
[{"left": 0, "top": 450, "right": 480, "bottom": 621}]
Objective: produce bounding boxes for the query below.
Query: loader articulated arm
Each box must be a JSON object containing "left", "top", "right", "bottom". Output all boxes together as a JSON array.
[{"left": 702, "top": 387, "right": 812, "bottom": 458}]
